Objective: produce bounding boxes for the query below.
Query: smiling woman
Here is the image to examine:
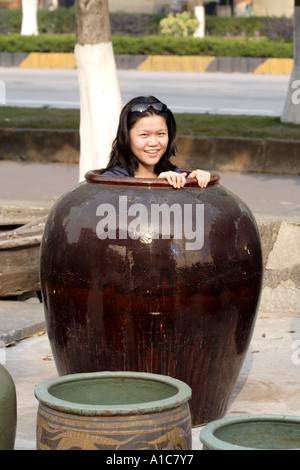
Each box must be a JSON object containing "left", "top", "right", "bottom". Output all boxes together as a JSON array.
[
  {"left": 101, "top": 95, "right": 210, "bottom": 188},
  {"left": 128, "top": 114, "right": 169, "bottom": 178}
]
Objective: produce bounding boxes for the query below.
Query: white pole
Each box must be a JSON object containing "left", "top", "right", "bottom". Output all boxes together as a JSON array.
[
  {"left": 21, "top": 0, "right": 39, "bottom": 36},
  {"left": 75, "top": 42, "right": 122, "bottom": 181},
  {"left": 194, "top": 5, "right": 205, "bottom": 38}
]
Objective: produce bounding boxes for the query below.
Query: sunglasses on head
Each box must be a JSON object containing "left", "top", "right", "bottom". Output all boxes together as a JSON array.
[{"left": 130, "top": 102, "right": 167, "bottom": 113}]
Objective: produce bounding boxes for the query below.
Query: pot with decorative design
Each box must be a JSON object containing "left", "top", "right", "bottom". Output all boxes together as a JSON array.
[
  {"left": 40, "top": 170, "right": 263, "bottom": 426},
  {"left": 35, "top": 371, "right": 192, "bottom": 450}
]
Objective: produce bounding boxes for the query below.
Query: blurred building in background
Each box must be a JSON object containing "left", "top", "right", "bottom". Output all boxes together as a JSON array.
[
  {"left": 0, "top": 0, "right": 294, "bottom": 18},
  {"left": 108, "top": 0, "right": 294, "bottom": 17}
]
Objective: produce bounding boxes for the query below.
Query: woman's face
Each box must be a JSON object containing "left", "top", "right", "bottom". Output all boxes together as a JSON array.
[{"left": 129, "top": 114, "right": 169, "bottom": 174}]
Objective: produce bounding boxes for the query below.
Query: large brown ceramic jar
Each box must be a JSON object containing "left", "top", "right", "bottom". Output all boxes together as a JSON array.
[{"left": 40, "top": 170, "right": 263, "bottom": 426}]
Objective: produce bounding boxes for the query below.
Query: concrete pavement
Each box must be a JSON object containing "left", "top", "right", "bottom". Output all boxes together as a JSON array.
[
  {"left": 0, "top": 160, "right": 299, "bottom": 450},
  {"left": 1, "top": 304, "right": 299, "bottom": 450},
  {"left": 0, "top": 160, "right": 299, "bottom": 216}
]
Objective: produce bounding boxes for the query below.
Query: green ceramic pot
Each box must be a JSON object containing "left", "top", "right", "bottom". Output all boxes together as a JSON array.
[
  {"left": 35, "top": 371, "right": 192, "bottom": 450},
  {"left": 200, "top": 415, "right": 300, "bottom": 450},
  {"left": 0, "top": 363, "right": 17, "bottom": 450}
]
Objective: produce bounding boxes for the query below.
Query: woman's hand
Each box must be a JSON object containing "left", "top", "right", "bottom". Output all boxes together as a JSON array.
[
  {"left": 188, "top": 169, "right": 211, "bottom": 188},
  {"left": 158, "top": 169, "right": 210, "bottom": 188},
  {"left": 158, "top": 171, "right": 188, "bottom": 188}
]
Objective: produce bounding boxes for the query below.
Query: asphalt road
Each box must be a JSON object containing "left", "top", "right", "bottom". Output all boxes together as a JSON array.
[{"left": 0, "top": 68, "right": 290, "bottom": 116}]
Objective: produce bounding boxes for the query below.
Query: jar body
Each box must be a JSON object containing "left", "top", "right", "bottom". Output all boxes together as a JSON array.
[
  {"left": 40, "top": 173, "right": 263, "bottom": 425},
  {"left": 0, "top": 364, "right": 17, "bottom": 450},
  {"left": 35, "top": 371, "right": 192, "bottom": 451}
]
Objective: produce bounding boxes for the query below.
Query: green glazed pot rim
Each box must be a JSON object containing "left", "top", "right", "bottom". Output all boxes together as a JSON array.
[
  {"left": 35, "top": 371, "right": 192, "bottom": 417},
  {"left": 200, "top": 414, "right": 300, "bottom": 451}
]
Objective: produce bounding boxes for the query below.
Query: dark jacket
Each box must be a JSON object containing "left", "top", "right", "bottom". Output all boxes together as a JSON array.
[
  {"left": 101, "top": 165, "right": 131, "bottom": 177},
  {"left": 101, "top": 165, "right": 181, "bottom": 177}
]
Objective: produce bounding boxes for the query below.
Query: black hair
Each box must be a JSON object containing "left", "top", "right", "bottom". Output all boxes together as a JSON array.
[{"left": 104, "top": 96, "right": 178, "bottom": 176}]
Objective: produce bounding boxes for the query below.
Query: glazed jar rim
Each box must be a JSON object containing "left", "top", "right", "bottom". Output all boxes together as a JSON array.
[
  {"left": 200, "top": 414, "right": 300, "bottom": 451},
  {"left": 85, "top": 169, "right": 220, "bottom": 187},
  {"left": 34, "top": 371, "right": 192, "bottom": 416}
]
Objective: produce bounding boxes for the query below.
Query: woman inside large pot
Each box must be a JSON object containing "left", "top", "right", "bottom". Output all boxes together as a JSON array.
[
  {"left": 40, "top": 96, "right": 262, "bottom": 425},
  {"left": 101, "top": 95, "right": 210, "bottom": 186}
]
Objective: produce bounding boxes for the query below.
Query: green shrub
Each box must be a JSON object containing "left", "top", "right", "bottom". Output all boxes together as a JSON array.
[
  {"left": 110, "top": 13, "right": 164, "bottom": 36},
  {"left": 205, "top": 16, "right": 262, "bottom": 37},
  {"left": 112, "top": 35, "right": 292, "bottom": 58},
  {"left": 0, "top": 32, "right": 293, "bottom": 58},
  {"left": 0, "top": 8, "right": 22, "bottom": 34},
  {"left": 0, "top": 8, "right": 162, "bottom": 35},
  {"left": 0, "top": 7, "right": 76, "bottom": 34},
  {"left": 0, "top": 33, "right": 75, "bottom": 52},
  {"left": 38, "top": 7, "right": 75, "bottom": 34},
  {"left": 159, "top": 12, "right": 199, "bottom": 37},
  {"left": 260, "top": 16, "right": 293, "bottom": 41},
  {"left": 0, "top": 8, "right": 294, "bottom": 40}
]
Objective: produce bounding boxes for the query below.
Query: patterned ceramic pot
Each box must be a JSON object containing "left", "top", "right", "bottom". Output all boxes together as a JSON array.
[
  {"left": 200, "top": 415, "right": 300, "bottom": 450},
  {"left": 0, "top": 363, "right": 17, "bottom": 450},
  {"left": 40, "top": 170, "right": 263, "bottom": 425},
  {"left": 35, "top": 371, "right": 192, "bottom": 450}
]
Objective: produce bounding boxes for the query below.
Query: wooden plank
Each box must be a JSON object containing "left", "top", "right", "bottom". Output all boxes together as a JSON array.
[
  {"left": 0, "top": 216, "right": 46, "bottom": 297},
  {"left": 0, "top": 201, "right": 51, "bottom": 227},
  {"left": 0, "top": 217, "right": 46, "bottom": 249},
  {"left": 0, "top": 245, "right": 41, "bottom": 297}
]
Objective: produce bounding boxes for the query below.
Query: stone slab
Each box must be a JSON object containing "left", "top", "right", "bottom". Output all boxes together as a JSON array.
[
  {"left": 0, "top": 129, "right": 299, "bottom": 176},
  {"left": 0, "top": 300, "right": 45, "bottom": 344}
]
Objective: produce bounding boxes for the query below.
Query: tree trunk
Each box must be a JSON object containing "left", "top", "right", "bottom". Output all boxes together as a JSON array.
[
  {"left": 75, "top": 0, "right": 122, "bottom": 181},
  {"left": 21, "top": 0, "right": 38, "bottom": 36},
  {"left": 281, "top": 2, "right": 300, "bottom": 124}
]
